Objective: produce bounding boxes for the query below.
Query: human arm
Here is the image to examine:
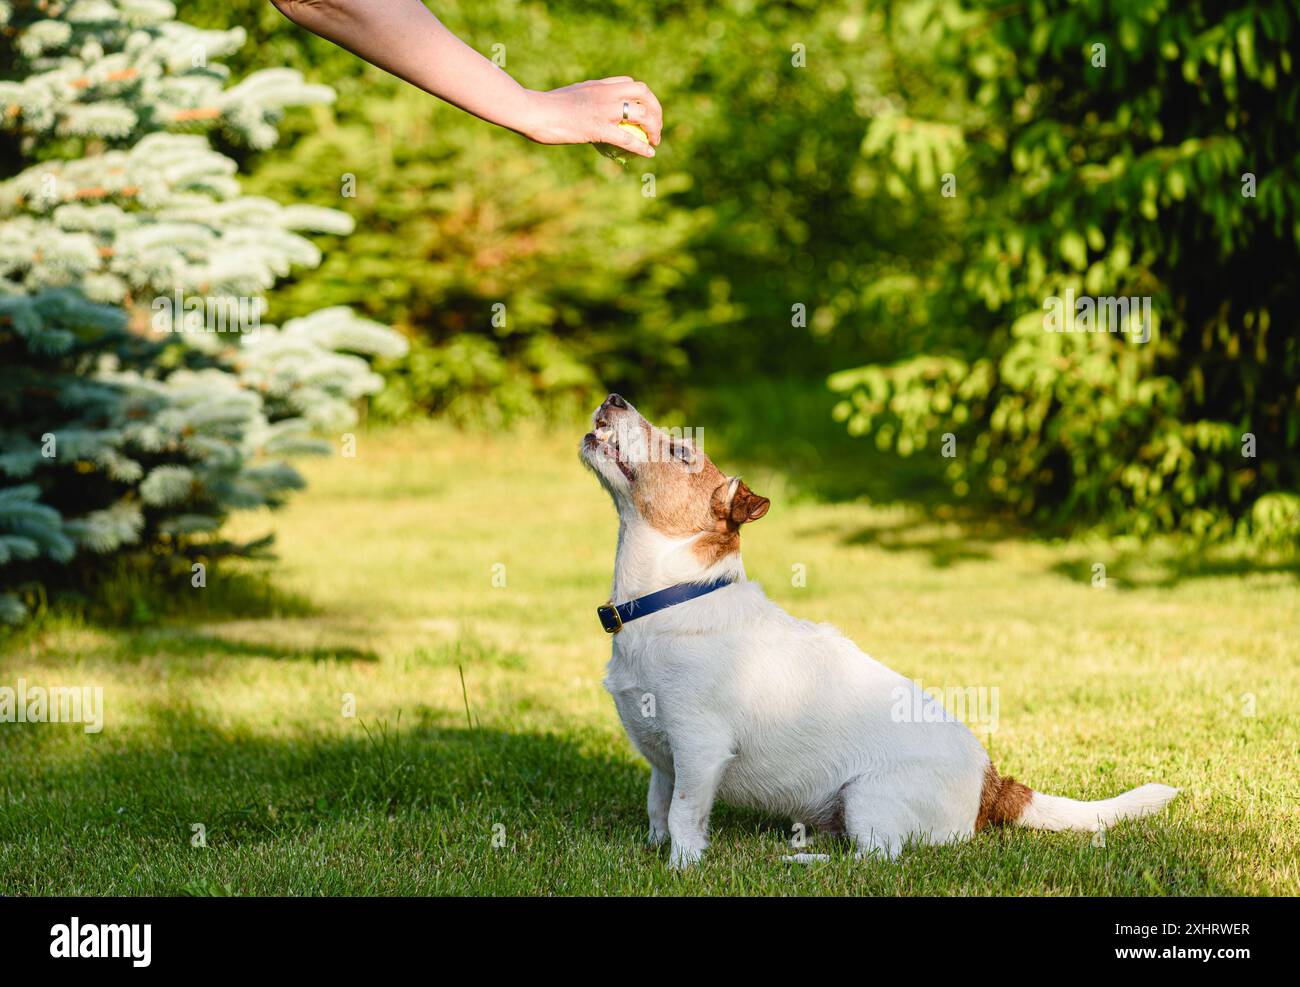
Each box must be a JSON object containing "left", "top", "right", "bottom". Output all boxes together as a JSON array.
[{"left": 268, "top": 0, "right": 661, "bottom": 156}]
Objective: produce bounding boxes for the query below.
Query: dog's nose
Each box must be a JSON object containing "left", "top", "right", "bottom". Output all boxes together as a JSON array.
[{"left": 605, "top": 393, "right": 628, "bottom": 410}]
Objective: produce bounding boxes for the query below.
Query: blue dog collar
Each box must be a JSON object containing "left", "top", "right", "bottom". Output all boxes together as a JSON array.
[{"left": 597, "top": 577, "right": 735, "bottom": 633}]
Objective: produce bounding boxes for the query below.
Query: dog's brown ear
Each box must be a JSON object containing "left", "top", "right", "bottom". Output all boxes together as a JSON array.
[
  {"left": 734, "top": 482, "right": 770, "bottom": 524},
  {"left": 712, "top": 479, "right": 770, "bottom": 528}
]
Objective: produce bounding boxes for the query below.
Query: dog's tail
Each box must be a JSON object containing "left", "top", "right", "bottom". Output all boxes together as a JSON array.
[{"left": 979, "top": 764, "right": 1178, "bottom": 833}]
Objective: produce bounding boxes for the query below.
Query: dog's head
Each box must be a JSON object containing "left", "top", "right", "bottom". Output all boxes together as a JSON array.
[{"left": 580, "top": 394, "right": 769, "bottom": 560}]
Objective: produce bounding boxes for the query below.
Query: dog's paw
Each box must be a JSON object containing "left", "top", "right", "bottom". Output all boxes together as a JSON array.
[
  {"left": 647, "top": 828, "right": 669, "bottom": 848},
  {"left": 669, "top": 843, "right": 704, "bottom": 870},
  {"left": 853, "top": 841, "right": 901, "bottom": 862}
]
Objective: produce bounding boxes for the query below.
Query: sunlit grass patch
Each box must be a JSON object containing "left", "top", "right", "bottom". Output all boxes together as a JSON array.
[{"left": 2, "top": 422, "right": 1296, "bottom": 895}]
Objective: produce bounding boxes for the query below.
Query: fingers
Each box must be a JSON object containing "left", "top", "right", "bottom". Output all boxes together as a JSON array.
[
  {"left": 635, "top": 88, "right": 664, "bottom": 144},
  {"left": 608, "top": 80, "right": 663, "bottom": 144},
  {"left": 624, "top": 100, "right": 651, "bottom": 128},
  {"left": 600, "top": 122, "right": 655, "bottom": 158},
  {"left": 621, "top": 101, "right": 661, "bottom": 145}
]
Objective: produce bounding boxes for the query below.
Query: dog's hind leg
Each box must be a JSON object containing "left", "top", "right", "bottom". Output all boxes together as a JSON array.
[{"left": 840, "top": 774, "right": 926, "bottom": 861}]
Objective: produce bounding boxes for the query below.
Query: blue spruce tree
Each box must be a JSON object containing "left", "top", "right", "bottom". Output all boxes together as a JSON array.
[{"left": 0, "top": 1, "right": 406, "bottom": 622}]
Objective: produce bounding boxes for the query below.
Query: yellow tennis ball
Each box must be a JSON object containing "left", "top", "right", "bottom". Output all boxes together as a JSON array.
[
  {"left": 617, "top": 122, "right": 650, "bottom": 144},
  {"left": 595, "top": 123, "right": 653, "bottom": 166}
]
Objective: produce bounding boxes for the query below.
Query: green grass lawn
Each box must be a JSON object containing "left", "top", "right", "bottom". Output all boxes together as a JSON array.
[{"left": 2, "top": 421, "right": 1297, "bottom": 895}]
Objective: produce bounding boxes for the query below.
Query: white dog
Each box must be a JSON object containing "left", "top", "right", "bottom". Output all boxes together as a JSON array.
[{"left": 580, "top": 394, "right": 1178, "bottom": 868}]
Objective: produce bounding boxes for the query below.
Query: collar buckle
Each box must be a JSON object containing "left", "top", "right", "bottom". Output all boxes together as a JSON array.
[
  {"left": 595, "top": 577, "right": 737, "bottom": 635},
  {"left": 597, "top": 602, "right": 623, "bottom": 634}
]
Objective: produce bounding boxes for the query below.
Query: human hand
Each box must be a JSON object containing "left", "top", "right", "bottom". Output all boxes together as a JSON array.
[{"left": 522, "top": 77, "right": 662, "bottom": 157}]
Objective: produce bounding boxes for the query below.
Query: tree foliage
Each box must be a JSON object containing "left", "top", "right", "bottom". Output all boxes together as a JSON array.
[
  {"left": 187, "top": 0, "right": 964, "bottom": 421},
  {"left": 0, "top": 0, "right": 405, "bottom": 622},
  {"left": 832, "top": 0, "right": 1300, "bottom": 537},
  {"left": 181, "top": 0, "right": 1296, "bottom": 538}
]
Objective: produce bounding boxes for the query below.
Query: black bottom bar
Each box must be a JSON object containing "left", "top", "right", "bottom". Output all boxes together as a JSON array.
[{"left": 0, "top": 895, "right": 1286, "bottom": 974}]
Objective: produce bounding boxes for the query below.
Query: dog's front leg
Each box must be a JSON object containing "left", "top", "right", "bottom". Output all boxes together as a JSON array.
[
  {"left": 667, "top": 747, "right": 731, "bottom": 869},
  {"left": 647, "top": 765, "right": 673, "bottom": 847}
]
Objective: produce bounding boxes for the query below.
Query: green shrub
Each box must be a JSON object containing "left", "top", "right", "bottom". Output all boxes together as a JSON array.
[{"left": 832, "top": 0, "right": 1300, "bottom": 538}]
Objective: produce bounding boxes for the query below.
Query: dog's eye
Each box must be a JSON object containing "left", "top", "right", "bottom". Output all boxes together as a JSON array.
[{"left": 670, "top": 443, "right": 693, "bottom": 465}]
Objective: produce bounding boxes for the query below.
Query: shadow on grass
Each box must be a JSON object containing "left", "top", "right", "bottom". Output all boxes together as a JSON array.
[
  {"left": 120, "top": 628, "right": 380, "bottom": 664},
  {"left": 790, "top": 510, "right": 1028, "bottom": 570},
  {"left": 5, "top": 557, "right": 322, "bottom": 640},
  {"left": 683, "top": 376, "right": 952, "bottom": 506},
  {"left": 0, "top": 699, "right": 647, "bottom": 893},
  {"left": 1048, "top": 544, "right": 1300, "bottom": 590},
  {"left": 836, "top": 516, "right": 997, "bottom": 568},
  {"left": 0, "top": 701, "right": 1254, "bottom": 895},
  {"left": 686, "top": 378, "right": 1300, "bottom": 587},
  {"left": 94, "top": 559, "right": 321, "bottom": 625}
]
